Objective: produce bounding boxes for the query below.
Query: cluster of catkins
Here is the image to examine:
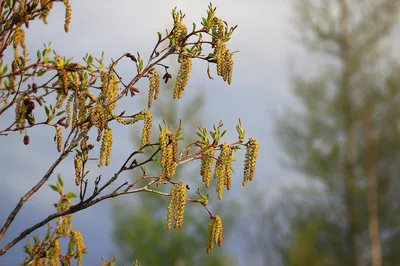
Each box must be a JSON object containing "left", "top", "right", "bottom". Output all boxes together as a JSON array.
[
  {"left": 200, "top": 138, "right": 259, "bottom": 200},
  {"left": 212, "top": 18, "right": 234, "bottom": 84},
  {"left": 167, "top": 182, "right": 188, "bottom": 229},
  {"left": 206, "top": 215, "right": 223, "bottom": 253}
]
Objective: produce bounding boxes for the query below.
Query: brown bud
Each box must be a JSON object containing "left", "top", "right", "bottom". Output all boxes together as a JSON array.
[
  {"left": 23, "top": 135, "right": 30, "bottom": 145},
  {"left": 32, "top": 83, "right": 38, "bottom": 93},
  {"left": 23, "top": 98, "right": 30, "bottom": 106},
  {"left": 28, "top": 101, "right": 35, "bottom": 110},
  {"left": 26, "top": 106, "right": 33, "bottom": 115},
  {"left": 126, "top": 53, "right": 137, "bottom": 62},
  {"left": 57, "top": 117, "right": 66, "bottom": 125}
]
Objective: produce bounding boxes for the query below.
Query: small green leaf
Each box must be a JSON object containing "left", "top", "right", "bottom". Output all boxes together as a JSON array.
[
  {"left": 196, "top": 132, "right": 203, "bottom": 139},
  {"left": 88, "top": 55, "right": 93, "bottom": 65},
  {"left": 202, "top": 17, "right": 207, "bottom": 26},
  {"left": 2, "top": 64, "right": 8, "bottom": 74},
  {"left": 220, "top": 130, "right": 227, "bottom": 138},
  {"left": 157, "top": 32, "right": 162, "bottom": 41},
  {"left": 87, "top": 158, "right": 99, "bottom": 161},
  {"left": 49, "top": 184, "right": 59, "bottom": 193},
  {"left": 66, "top": 192, "right": 78, "bottom": 199},
  {"left": 230, "top": 166, "right": 236, "bottom": 174},
  {"left": 45, "top": 105, "right": 50, "bottom": 116},
  {"left": 37, "top": 70, "right": 46, "bottom": 77},
  {"left": 83, "top": 170, "right": 91, "bottom": 178},
  {"left": 57, "top": 175, "right": 64, "bottom": 187},
  {"left": 140, "top": 165, "right": 146, "bottom": 174},
  {"left": 37, "top": 50, "right": 41, "bottom": 60},
  {"left": 56, "top": 110, "right": 65, "bottom": 116}
]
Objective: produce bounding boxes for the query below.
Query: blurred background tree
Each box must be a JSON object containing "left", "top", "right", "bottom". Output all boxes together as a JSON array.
[
  {"left": 111, "top": 67, "right": 239, "bottom": 265},
  {"left": 242, "top": 0, "right": 400, "bottom": 265}
]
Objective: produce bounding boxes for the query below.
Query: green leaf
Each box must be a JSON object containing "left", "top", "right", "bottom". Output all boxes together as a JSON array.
[
  {"left": 57, "top": 175, "right": 64, "bottom": 187},
  {"left": 37, "top": 70, "right": 46, "bottom": 77},
  {"left": 66, "top": 192, "right": 78, "bottom": 199},
  {"left": 2, "top": 64, "right": 8, "bottom": 74},
  {"left": 83, "top": 170, "right": 91, "bottom": 178},
  {"left": 88, "top": 55, "right": 93, "bottom": 65},
  {"left": 157, "top": 32, "right": 162, "bottom": 41},
  {"left": 202, "top": 17, "right": 208, "bottom": 26},
  {"left": 87, "top": 157, "right": 99, "bottom": 161},
  {"left": 230, "top": 166, "right": 235, "bottom": 174},
  {"left": 196, "top": 132, "right": 203, "bottom": 139},
  {"left": 37, "top": 50, "right": 41, "bottom": 60},
  {"left": 49, "top": 184, "right": 59, "bottom": 193},
  {"left": 220, "top": 130, "right": 227, "bottom": 138},
  {"left": 44, "top": 105, "right": 50, "bottom": 116},
  {"left": 56, "top": 110, "right": 65, "bottom": 116},
  {"left": 140, "top": 165, "right": 146, "bottom": 174}
]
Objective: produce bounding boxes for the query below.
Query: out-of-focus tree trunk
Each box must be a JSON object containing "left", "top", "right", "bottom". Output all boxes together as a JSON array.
[
  {"left": 364, "top": 98, "right": 382, "bottom": 266},
  {"left": 338, "top": 2, "right": 359, "bottom": 264}
]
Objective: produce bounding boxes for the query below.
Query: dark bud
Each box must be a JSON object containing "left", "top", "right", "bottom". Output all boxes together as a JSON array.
[
  {"left": 23, "top": 98, "right": 30, "bottom": 106},
  {"left": 28, "top": 101, "right": 35, "bottom": 110},
  {"left": 57, "top": 117, "right": 66, "bottom": 125},
  {"left": 126, "top": 53, "right": 137, "bottom": 62},
  {"left": 32, "top": 83, "right": 38, "bottom": 93},
  {"left": 129, "top": 87, "right": 140, "bottom": 97},
  {"left": 87, "top": 144, "right": 94, "bottom": 150},
  {"left": 186, "top": 184, "right": 190, "bottom": 190},
  {"left": 26, "top": 105, "right": 33, "bottom": 115},
  {"left": 23, "top": 135, "right": 30, "bottom": 145},
  {"left": 163, "top": 73, "right": 172, "bottom": 84}
]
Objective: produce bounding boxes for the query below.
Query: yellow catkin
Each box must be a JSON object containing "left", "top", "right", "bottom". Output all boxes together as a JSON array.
[
  {"left": 225, "top": 147, "right": 233, "bottom": 190},
  {"left": 63, "top": 0, "right": 71, "bottom": 33},
  {"left": 55, "top": 125, "right": 62, "bottom": 152},
  {"left": 141, "top": 110, "right": 152, "bottom": 147},
  {"left": 214, "top": 143, "right": 232, "bottom": 200},
  {"left": 225, "top": 50, "right": 233, "bottom": 84},
  {"left": 74, "top": 154, "right": 82, "bottom": 186},
  {"left": 65, "top": 94, "right": 73, "bottom": 127},
  {"left": 147, "top": 70, "right": 160, "bottom": 109},
  {"left": 174, "top": 182, "right": 187, "bottom": 228},
  {"left": 80, "top": 136, "right": 88, "bottom": 161},
  {"left": 200, "top": 147, "right": 215, "bottom": 188},
  {"left": 15, "top": 95, "right": 27, "bottom": 131},
  {"left": 167, "top": 185, "right": 177, "bottom": 229},
  {"left": 173, "top": 21, "right": 187, "bottom": 47},
  {"left": 55, "top": 91, "right": 67, "bottom": 109},
  {"left": 13, "top": 27, "right": 27, "bottom": 56},
  {"left": 165, "top": 135, "right": 177, "bottom": 179},
  {"left": 173, "top": 55, "right": 192, "bottom": 99},
  {"left": 206, "top": 217, "right": 215, "bottom": 253},
  {"left": 153, "top": 71, "right": 161, "bottom": 100},
  {"left": 71, "top": 95, "right": 78, "bottom": 129},
  {"left": 104, "top": 74, "right": 119, "bottom": 116},
  {"left": 49, "top": 240, "right": 61, "bottom": 266},
  {"left": 159, "top": 128, "right": 171, "bottom": 184},
  {"left": 215, "top": 40, "right": 227, "bottom": 78},
  {"left": 60, "top": 70, "right": 69, "bottom": 95},
  {"left": 40, "top": 0, "right": 54, "bottom": 24},
  {"left": 98, "top": 127, "right": 113, "bottom": 167},
  {"left": 71, "top": 230, "right": 86, "bottom": 266},
  {"left": 243, "top": 138, "right": 259, "bottom": 186},
  {"left": 214, "top": 215, "right": 223, "bottom": 246}
]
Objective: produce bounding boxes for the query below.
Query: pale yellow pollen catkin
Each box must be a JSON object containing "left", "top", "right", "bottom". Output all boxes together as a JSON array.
[{"left": 55, "top": 125, "right": 62, "bottom": 152}]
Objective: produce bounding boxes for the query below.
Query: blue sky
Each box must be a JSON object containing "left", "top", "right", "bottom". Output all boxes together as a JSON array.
[{"left": 0, "top": 1, "right": 314, "bottom": 265}]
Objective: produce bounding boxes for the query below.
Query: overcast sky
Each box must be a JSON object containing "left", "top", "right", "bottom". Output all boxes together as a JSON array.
[{"left": 0, "top": 1, "right": 314, "bottom": 265}]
